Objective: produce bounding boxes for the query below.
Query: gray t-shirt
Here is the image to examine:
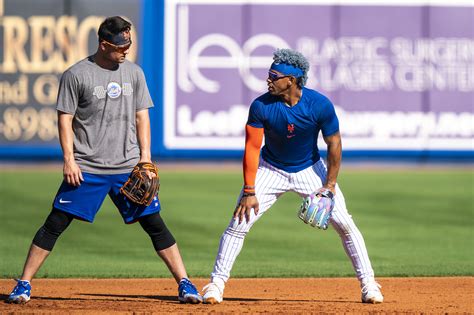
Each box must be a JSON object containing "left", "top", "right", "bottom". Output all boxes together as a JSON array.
[{"left": 56, "top": 57, "right": 153, "bottom": 174}]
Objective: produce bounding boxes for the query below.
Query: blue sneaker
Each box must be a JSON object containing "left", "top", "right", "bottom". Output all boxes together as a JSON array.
[
  {"left": 7, "top": 279, "right": 31, "bottom": 304},
  {"left": 178, "top": 278, "right": 202, "bottom": 304}
]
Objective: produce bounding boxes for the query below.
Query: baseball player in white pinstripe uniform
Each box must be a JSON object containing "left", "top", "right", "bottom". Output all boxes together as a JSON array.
[{"left": 201, "top": 48, "right": 384, "bottom": 304}]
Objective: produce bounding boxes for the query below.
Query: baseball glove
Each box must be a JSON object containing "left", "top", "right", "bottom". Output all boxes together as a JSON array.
[
  {"left": 297, "top": 189, "right": 335, "bottom": 230},
  {"left": 120, "top": 162, "right": 160, "bottom": 206}
]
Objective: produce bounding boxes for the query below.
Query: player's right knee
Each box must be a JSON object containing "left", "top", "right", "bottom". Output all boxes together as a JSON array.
[{"left": 32, "top": 208, "right": 74, "bottom": 251}]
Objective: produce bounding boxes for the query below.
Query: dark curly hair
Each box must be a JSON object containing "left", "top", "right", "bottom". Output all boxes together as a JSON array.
[{"left": 98, "top": 16, "right": 131, "bottom": 42}]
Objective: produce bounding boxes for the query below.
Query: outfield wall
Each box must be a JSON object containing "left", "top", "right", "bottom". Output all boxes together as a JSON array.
[{"left": 0, "top": 0, "right": 473, "bottom": 161}]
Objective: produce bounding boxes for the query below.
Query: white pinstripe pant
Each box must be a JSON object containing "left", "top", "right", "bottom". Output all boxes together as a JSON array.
[{"left": 210, "top": 158, "right": 375, "bottom": 284}]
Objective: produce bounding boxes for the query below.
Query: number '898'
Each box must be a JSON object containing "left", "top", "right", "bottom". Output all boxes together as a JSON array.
[{"left": 1, "top": 107, "right": 57, "bottom": 141}]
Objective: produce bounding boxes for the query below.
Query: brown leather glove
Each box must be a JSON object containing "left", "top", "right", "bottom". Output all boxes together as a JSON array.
[{"left": 120, "top": 162, "right": 160, "bottom": 206}]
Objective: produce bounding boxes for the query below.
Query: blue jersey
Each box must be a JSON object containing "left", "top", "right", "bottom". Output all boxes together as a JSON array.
[{"left": 247, "top": 87, "right": 339, "bottom": 173}]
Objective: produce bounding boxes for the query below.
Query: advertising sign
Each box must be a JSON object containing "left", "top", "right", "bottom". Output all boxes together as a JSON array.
[
  {"left": 163, "top": 0, "right": 473, "bottom": 155},
  {"left": 0, "top": 0, "right": 141, "bottom": 157}
]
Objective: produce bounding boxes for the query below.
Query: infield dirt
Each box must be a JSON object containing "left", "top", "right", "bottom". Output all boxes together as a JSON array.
[{"left": 0, "top": 277, "right": 472, "bottom": 314}]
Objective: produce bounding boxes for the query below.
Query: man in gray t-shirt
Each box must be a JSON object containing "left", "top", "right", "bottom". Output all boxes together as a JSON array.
[
  {"left": 7, "top": 16, "right": 202, "bottom": 305},
  {"left": 56, "top": 56, "right": 150, "bottom": 174}
]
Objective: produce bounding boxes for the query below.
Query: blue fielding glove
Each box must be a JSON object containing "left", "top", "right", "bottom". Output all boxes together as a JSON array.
[{"left": 298, "top": 189, "right": 335, "bottom": 230}]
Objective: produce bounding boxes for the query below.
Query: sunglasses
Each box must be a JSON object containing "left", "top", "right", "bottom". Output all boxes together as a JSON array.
[
  {"left": 268, "top": 71, "right": 289, "bottom": 81},
  {"left": 102, "top": 39, "right": 132, "bottom": 53}
]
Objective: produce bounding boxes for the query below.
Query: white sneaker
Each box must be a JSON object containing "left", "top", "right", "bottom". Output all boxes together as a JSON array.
[
  {"left": 361, "top": 280, "right": 384, "bottom": 304},
  {"left": 202, "top": 282, "right": 224, "bottom": 304}
]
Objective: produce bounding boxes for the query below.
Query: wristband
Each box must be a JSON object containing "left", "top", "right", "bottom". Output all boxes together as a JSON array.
[{"left": 243, "top": 185, "right": 255, "bottom": 193}]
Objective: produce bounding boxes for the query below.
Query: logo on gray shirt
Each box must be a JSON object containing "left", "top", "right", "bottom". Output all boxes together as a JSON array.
[
  {"left": 92, "top": 82, "right": 133, "bottom": 99},
  {"left": 93, "top": 86, "right": 107, "bottom": 99},
  {"left": 107, "top": 82, "right": 122, "bottom": 98}
]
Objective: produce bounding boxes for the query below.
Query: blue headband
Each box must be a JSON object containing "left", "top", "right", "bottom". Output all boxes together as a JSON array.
[
  {"left": 270, "top": 62, "right": 304, "bottom": 78},
  {"left": 101, "top": 31, "right": 130, "bottom": 46}
]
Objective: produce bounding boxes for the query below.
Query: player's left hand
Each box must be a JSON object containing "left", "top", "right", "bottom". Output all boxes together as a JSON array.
[
  {"left": 298, "top": 189, "right": 335, "bottom": 230},
  {"left": 138, "top": 159, "right": 157, "bottom": 179},
  {"left": 234, "top": 195, "right": 259, "bottom": 224},
  {"left": 120, "top": 162, "right": 159, "bottom": 206},
  {"left": 318, "top": 186, "right": 336, "bottom": 197}
]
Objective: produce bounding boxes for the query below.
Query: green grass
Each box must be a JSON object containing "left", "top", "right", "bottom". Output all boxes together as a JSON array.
[{"left": 0, "top": 167, "right": 473, "bottom": 278}]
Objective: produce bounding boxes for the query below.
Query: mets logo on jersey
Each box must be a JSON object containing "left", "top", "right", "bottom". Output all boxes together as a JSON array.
[
  {"left": 287, "top": 123, "right": 296, "bottom": 139},
  {"left": 93, "top": 83, "right": 134, "bottom": 99},
  {"left": 107, "top": 82, "right": 122, "bottom": 98}
]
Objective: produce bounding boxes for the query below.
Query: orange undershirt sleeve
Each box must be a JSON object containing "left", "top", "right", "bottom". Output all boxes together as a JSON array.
[{"left": 243, "top": 124, "right": 264, "bottom": 193}]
